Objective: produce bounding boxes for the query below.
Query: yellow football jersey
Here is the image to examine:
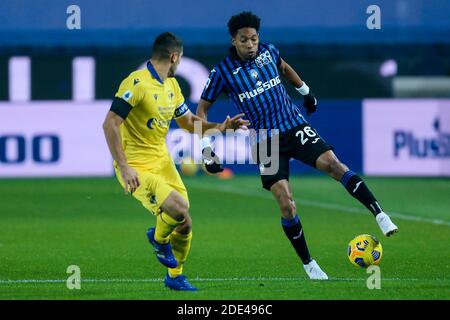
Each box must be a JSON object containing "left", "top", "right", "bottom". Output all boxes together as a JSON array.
[{"left": 114, "top": 61, "right": 190, "bottom": 170}]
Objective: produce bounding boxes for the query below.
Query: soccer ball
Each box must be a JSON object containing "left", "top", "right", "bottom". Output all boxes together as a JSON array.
[
  {"left": 347, "top": 234, "right": 383, "bottom": 268},
  {"left": 180, "top": 157, "right": 198, "bottom": 176},
  {"left": 217, "top": 167, "right": 234, "bottom": 180}
]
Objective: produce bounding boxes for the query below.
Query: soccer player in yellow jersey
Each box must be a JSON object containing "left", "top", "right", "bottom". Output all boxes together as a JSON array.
[{"left": 102, "top": 32, "right": 248, "bottom": 291}]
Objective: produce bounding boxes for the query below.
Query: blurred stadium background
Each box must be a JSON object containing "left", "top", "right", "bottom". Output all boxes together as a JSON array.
[
  {"left": 0, "top": 0, "right": 449, "bottom": 299},
  {"left": 1, "top": 0, "right": 449, "bottom": 177}
]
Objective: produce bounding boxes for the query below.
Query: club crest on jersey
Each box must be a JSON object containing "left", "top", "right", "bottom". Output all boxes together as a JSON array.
[
  {"left": 168, "top": 92, "right": 174, "bottom": 101},
  {"left": 153, "top": 94, "right": 158, "bottom": 100},
  {"left": 250, "top": 69, "right": 259, "bottom": 80},
  {"left": 255, "top": 50, "right": 273, "bottom": 68}
]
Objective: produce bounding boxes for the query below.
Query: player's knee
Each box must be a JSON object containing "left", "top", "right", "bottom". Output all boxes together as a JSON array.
[
  {"left": 321, "top": 155, "right": 345, "bottom": 176},
  {"left": 173, "top": 198, "right": 189, "bottom": 221},
  {"left": 329, "top": 158, "right": 347, "bottom": 177},
  {"left": 161, "top": 193, "right": 189, "bottom": 221},
  {"left": 176, "top": 215, "right": 192, "bottom": 234}
]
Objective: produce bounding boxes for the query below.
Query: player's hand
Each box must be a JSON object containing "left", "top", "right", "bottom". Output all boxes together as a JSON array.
[
  {"left": 303, "top": 91, "right": 318, "bottom": 116},
  {"left": 219, "top": 113, "right": 250, "bottom": 131},
  {"left": 120, "top": 165, "right": 140, "bottom": 194},
  {"left": 202, "top": 147, "right": 223, "bottom": 174}
]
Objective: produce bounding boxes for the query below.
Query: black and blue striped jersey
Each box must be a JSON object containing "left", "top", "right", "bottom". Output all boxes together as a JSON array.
[{"left": 201, "top": 42, "right": 305, "bottom": 134}]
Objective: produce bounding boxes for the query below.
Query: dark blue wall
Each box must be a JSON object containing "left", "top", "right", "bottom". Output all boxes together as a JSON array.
[{"left": 1, "top": 0, "right": 449, "bottom": 46}]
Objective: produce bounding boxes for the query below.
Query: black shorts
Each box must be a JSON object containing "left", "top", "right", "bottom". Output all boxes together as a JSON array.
[{"left": 253, "top": 123, "right": 333, "bottom": 191}]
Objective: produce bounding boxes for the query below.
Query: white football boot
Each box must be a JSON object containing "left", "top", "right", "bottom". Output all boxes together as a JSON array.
[
  {"left": 303, "top": 259, "right": 328, "bottom": 280},
  {"left": 376, "top": 212, "right": 399, "bottom": 237}
]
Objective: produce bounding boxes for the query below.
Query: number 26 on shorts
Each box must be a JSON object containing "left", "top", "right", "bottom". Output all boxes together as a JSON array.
[{"left": 295, "top": 126, "right": 318, "bottom": 145}]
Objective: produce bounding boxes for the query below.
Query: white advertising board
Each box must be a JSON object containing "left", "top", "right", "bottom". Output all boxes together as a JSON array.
[
  {"left": 0, "top": 101, "right": 113, "bottom": 177},
  {"left": 363, "top": 99, "right": 450, "bottom": 176}
]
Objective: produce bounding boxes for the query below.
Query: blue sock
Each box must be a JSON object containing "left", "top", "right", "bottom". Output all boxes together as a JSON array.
[
  {"left": 340, "top": 171, "right": 382, "bottom": 217},
  {"left": 281, "top": 215, "right": 312, "bottom": 265}
]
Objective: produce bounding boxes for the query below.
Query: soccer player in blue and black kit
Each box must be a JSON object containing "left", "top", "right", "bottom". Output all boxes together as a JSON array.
[{"left": 196, "top": 12, "right": 399, "bottom": 280}]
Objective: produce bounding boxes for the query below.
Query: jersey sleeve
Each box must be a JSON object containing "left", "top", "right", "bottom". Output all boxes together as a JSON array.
[
  {"left": 172, "top": 78, "right": 191, "bottom": 119},
  {"left": 114, "top": 75, "right": 145, "bottom": 108},
  {"left": 200, "top": 67, "right": 225, "bottom": 102},
  {"left": 267, "top": 43, "right": 282, "bottom": 68},
  {"left": 110, "top": 75, "right": 145, "bottom": 119}
]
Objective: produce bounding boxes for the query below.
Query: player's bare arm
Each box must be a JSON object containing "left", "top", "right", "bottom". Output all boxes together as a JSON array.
[
  {"left": 278, "top": 58, "right": 304, "bottom": 88},
  {"left": 102, "top": 111, "right": 140, "bottom": 194},
  {"left": 194, "top": 99, "right": 250, "bottom": 174},
  {"left": 176, "top": 108, "right": 249, "bottom": 133},
  {"left": 195, "top": 98, "right": 213, "bottom": 121},
  {"left": 197, "top": 99, "right": 250, "bottom": 130},
  {"left": 278, "top": 57, "right": 317, "bottom": 115}
]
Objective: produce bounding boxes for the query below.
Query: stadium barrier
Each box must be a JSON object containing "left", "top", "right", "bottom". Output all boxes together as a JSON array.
[{"left": 1, "top": 99, "right": 449, "bottom": 177}]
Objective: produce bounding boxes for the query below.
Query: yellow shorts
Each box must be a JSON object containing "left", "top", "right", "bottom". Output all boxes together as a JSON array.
[{"left": 114, "top": 160, "right": 189, "bottom": 215}]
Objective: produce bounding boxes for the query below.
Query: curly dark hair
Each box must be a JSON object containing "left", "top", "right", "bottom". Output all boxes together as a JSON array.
[{"left": 227, "top": 11, "right": 261, "bottom": 37}]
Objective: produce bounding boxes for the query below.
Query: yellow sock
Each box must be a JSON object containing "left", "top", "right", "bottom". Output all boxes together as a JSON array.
[
  {"left": 168, "top": 231, "right": 192, "bottom": 278},
  {"left": 155, "top": 212, "right": 183, "bottom": 244}
]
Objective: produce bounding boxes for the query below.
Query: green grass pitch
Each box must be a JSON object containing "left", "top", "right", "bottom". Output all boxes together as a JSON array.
[{"left": 0, "top": 175, "right": 449, "bottom": 299}]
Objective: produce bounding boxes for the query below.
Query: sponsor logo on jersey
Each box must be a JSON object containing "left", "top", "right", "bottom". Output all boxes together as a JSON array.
[
  {"left": 238, "top": 76, "right": 281, "bottom": 102},
  {"left": 147, "top": 117, "right": 171, "bottom": 129},
  {"left": 147, "top": 118, "right": 156, "bottom": 129}
]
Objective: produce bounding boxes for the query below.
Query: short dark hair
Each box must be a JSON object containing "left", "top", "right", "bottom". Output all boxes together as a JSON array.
[
  {"left": 227, "top": 11, "right": 261, "bottom": 37},
  {"left": 151, "top": 32, "right": 183, "bottom": 60}
]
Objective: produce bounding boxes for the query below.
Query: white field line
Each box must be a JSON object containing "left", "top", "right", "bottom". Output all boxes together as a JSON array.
[
  {"left": 0, "top": 277, "right": 448, "bottom": 285},
  {"left": 187, "top": 181, "right": 450, "bottom": 227}
]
